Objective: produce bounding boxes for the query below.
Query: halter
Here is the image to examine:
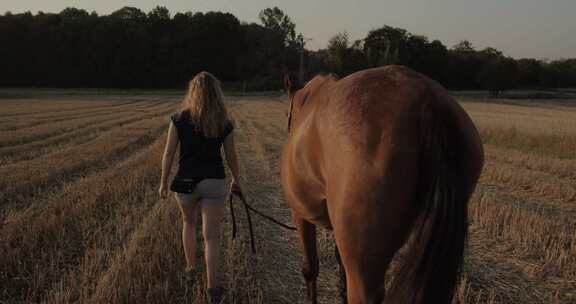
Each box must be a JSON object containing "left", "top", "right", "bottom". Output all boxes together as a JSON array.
[{"left": 287, "top": 93, "right": 295, "bottom": 133}]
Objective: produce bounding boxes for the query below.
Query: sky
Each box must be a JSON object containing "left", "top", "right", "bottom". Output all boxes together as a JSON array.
[{"left": 2, "top": 0, "right": 575, "bottom": 60}]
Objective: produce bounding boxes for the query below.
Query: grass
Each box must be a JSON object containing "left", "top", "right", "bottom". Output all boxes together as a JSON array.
[
  {"left": 0, "top": 100, "right": 170, "bottom": 146},
  {"left": 1, "top": 92, "right": 575, "bottom": 303},
  {"left": 0, "top": 102, "right": 175, "bottom": 165},
  {"left": 0, "top": 102, "right": 178, "bottom": 217},
  {"left": 1, "top": 136, "right": 167, "bottom": 302},
  {"left": 0, "top": 99, "right": 152, "bottom": 131}
]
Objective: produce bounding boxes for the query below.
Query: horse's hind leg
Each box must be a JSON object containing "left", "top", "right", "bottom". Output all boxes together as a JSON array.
[
  {"left": 332, "top": 208, "right": 400, "bottom": 304},
  {"left": 334, "top": 233, "right": 392, "bottom": 304},
  {"left": 335, "top": 245, "right": 348, "bottom": 304},
  {"left": 293, "top": 213, "right": 319, "bottom": 304}
]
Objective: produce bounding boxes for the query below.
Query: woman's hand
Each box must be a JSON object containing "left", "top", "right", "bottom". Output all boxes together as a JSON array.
[
  {"left": 230, "top": 180, "right": 242, "bottom": 195},
  {"left": 159, "top": 182, "right": 168, "bottom": 199}
]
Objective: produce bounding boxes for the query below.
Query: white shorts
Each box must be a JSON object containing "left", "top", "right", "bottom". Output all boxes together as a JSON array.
[{"left": 174, "top": 178, "right": 228, "bottom": 207}]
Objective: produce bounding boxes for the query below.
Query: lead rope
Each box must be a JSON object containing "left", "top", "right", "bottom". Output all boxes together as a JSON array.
[{"left": 228, "top": 190, "right": 297, "bottom": 253}]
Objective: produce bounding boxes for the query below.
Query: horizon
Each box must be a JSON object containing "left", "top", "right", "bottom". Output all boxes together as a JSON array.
[{"left": 1, "top": 0, "right": 575, "bottom": 61}]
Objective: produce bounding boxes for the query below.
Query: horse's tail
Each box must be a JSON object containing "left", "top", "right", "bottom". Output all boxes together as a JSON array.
[{"left": 386, "top": 100, "right": 481, "bottom": 304}]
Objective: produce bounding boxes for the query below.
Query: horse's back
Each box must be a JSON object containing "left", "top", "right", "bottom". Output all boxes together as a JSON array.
[
  {"left": 321, "top": 65, "right": 481, "bottom": 175},
  {"left": 324, "top": 65, "right": 442, "bottom": 139},
  {"left": 319, "top": 66, "right": 435, "bottom": 179},
  {"left": 285, "top": 65, "right": 483, "bottom": 227}
]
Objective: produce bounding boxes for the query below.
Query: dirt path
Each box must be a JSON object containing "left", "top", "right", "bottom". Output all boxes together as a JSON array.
[{"left": 229, "top": 98, "right": 342, "bottom": 303}]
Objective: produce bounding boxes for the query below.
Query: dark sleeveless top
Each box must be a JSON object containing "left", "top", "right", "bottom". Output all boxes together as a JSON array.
[{"left": 170, "top": 110, "right": 234, "bottom": 180}]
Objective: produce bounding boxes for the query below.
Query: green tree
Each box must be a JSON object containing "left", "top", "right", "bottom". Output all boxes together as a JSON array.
[
  {"left": 110, "top": 7, "right": 146, "bottom": 22},
  {"left": 258, "top": 7, "right": 296, "bottom": 47},
  {"left": 478, "top": 56, "right": 519, "bottom": 97},
  {"left": 148, "top": 6, "right": 170, "bottom": 20},
  {"left": 326, "top": 32, "right": 349, "bottom": 74},
  {"left": 446, "top": 40, "right": 484, "bottom": 88},
  {"left": 324, "top": 32, "right": 366, "bottom": 76},
  {"left": 60, "top": 7, "right": 89, "bottom": 19},
  {"left": 364, "top": 26, "right": 409, "bottom": 66},
  {"left": 452, "top": 40, "right": 475, "bottom": 53},
  {"left": 517, "top": 58, "right": 543, "bottom": 87}
]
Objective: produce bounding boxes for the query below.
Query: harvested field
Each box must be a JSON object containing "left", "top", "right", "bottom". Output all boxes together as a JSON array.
[{"left": 1, "top": 92, "right": 574, "bottom": 303}]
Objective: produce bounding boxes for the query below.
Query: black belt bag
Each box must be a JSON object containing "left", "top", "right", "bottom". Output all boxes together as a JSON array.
[{"left": 170, "top": 178, "right": 202, "bottom": 194}]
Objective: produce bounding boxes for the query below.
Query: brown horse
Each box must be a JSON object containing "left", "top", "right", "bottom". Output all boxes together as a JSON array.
[{"left": 281, "top": 65, "right": 484, "bottom": 304}]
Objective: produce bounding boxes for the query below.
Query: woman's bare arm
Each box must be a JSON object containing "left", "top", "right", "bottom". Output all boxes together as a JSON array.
[
  {"left": 223, "top": 132, "right": 240, "bottom": 184},
  {"left": 159, "top": 122, "right": 178, "bottom": 197}
]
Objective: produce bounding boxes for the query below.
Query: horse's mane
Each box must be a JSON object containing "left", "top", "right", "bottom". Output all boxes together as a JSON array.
[
  {"left": 313, "top": 72, "right": 340, "bottom": 80},
  {"left": 303, "top": 72, "right": 339, "bottom": 89},
  {"left": 311, "top": 72, "right": 340, "bottom": 82},
  {"left": 286, "top": 72, "right": 339, "bottom": 132}
]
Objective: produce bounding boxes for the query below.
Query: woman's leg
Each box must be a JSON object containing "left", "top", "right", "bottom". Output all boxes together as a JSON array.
[
  {"left": 175, "top": 193, "right": 200, "bottom": 268},
  {"left": 201, "top": 200, "right": 225, "bottom": 288}
]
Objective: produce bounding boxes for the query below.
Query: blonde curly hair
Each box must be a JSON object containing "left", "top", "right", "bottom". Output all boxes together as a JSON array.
[{"left": 182, "top": 71, "right": 229, "bottom": 137}]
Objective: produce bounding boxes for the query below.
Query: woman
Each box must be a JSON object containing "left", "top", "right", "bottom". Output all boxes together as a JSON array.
[{"left": 158, "top": 71, "right": 241, "bottom": 303}]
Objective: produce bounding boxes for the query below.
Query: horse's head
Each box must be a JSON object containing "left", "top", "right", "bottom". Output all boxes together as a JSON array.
[{"left": 283, "top": 73, "right": 337, "bottom": 133}]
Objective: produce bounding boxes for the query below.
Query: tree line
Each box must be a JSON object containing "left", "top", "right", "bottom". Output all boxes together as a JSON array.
[
  {"left": 1, "top": 6, "right": 575, "bottom": 93},
  {"left": 315, "top": 29, "right": 576, "bottom": 96},
  {"left": 0, "top": 6, "right": 302, "bottom": 90}
]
